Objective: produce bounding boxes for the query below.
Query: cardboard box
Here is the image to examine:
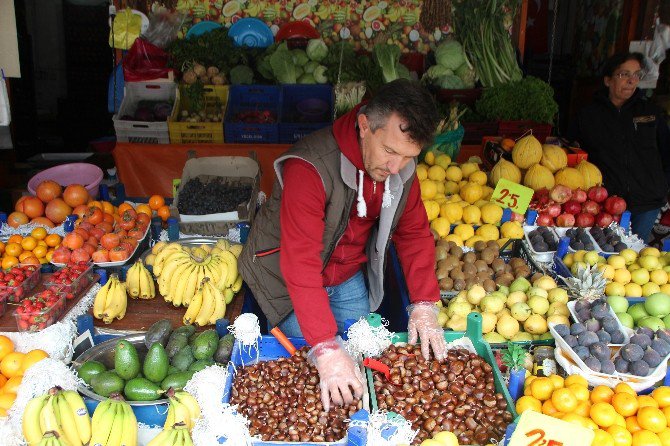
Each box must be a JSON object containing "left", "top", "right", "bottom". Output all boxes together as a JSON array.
[{"left": 172, "top": 156, "right": 260, "bottom": 236}]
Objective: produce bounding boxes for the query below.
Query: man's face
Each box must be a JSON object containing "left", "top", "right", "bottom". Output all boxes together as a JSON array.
[
  {"left": 604, "top": 59, "right": 643, "bottom": 106},
  {"left": 358, "top": 113, "right": 422, "bottom": 182}
]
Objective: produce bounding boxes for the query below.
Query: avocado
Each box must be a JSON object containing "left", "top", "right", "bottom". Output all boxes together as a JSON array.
[
  {"left": 213, "top": 333, "right": 234, "bottom": 364},
  {"left": 114, "top": 340, "right": 140, "bottom": 380},
  {"left": 144, "top": 319, "right": 173, "bottom": 349},
  {"left": 167, "top": 365, "right": 180, "bottom": 375},
  {"left": 91, "top": 371, "right": 125, "bottom": 397},
  {"left": 166, "top": 333, "right": 190, "bottom": 359},
  {"left": 188, "top": 331, "right": 199, "bottom": 349},
  {"left": 188, "top": 358, "right": 215, "bottom": 373},
  {"left": 171, "top": 325, "right": 196, "bottom": 338},
  {"left": 161, "top": 371, "right": 194, "bottom": 391},
  {"left": 124, "top": 377, "right": 163, "bottom": 401},
  {"left": 171, "top": 345, "right": 195, "bottom": 372},
  {"left": 193, "top": 329, "right": 219, "bottom": 360},
  {"left": 78, "top": 360, "right": 107, "bottom": 385},
  {"left": 143, "top": 342, "right": 169, "bottom": 383}
]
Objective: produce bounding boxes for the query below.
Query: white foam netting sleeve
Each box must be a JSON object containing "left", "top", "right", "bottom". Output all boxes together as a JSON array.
[
  {"left": 0, "top": 222, "right": 66, "bottom": 238},
  {"left": 344, "top": 317, "right": 393, "bottom": 361},
  {"left": 348, "top": 410, "right": 417, "bottom": 446}
]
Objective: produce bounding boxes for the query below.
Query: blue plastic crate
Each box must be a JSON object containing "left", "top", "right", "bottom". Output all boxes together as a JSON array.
[
  {"left": 279, "top": 84, "right": 334, "bottom": 144},
  {"left": 225, "top": 85, "right": 281, "bottom": 143}
]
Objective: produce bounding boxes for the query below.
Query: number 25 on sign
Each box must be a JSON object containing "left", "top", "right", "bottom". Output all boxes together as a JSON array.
[
  {"left": 490, "top": 178, "right": 534, "bottom": 214},
  {"left": 508, "top": 411, "right": 594, "bottom": 446}
]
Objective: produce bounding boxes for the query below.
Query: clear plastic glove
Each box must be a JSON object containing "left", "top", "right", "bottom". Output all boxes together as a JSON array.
[
  {"left": 307, "top": 337, "right": 364, "bottom": 412},
  {"left": 407, "top": 302, "right": 447, "bottom": 361}
]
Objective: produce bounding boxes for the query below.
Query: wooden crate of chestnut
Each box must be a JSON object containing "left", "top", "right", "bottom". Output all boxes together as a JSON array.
[
  {"left": 369, "top": 344, "right": 515, "bottom": 445},
  {"left": 229, "top": 347, "right": 366, "bottom": 443}
]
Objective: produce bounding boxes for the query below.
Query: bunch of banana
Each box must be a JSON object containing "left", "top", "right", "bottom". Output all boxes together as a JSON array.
[
  {"left": 23, "top": 387, "right": 91, "bottom": 446},
  {"left": 182, "top": 278, "right": 227, "bottom": 326},
  {"left": 125, "top": 259, "right": 155, "bottom": 299},
  {"left": 147, "top": 423, "right": 193, "bottom": 446},
  {"left": 36, "top": 432, "right": 71, "bottom": 446},
  {"left": 89, "top": 394, "right": 137, "bottom": 446},
  {"left": 92, "top": 274, "right": 127, "bottom": 324},
  {"left": 163, "top": 389, "right": 200, "bottom": 431}
]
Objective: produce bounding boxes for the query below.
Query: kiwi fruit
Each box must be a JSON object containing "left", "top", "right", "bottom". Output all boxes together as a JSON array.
[
  {"left": 531, "top": 272, "right": 544, "bottom": 284},
  {"left": 483, "top": 279, "right": 496, "bottom": 292},
  {"left": 435, "top": 245, "right": 448, "bottom": 262},
  {"left": 486, "top": 240, "right": 500, "bottom": 250},
  {"left": 491, "top": 258, "right": 506, "bottom": 273},
  {"left": 477, "top": 270, "right": 493, "bottom": 280},
  {"left": 439, "top": 277, "right": 454, "bottom": 291},
  {"left": 509, "top": 258, "right": 525, "bottom": 269},
  {"left": 495, "top": 274, "right": 513, "bottom": 287},
  {"left": 474, "top": 240, "right": 488, "bottom": 252},
  {"left": 436, "top": 265, "right": 450, "bottom": 280},
  {"left": 453, "top": 278, "right": 466, "bottom": 291},
  {"left": 463, "top": 252, "right": 477, "bottom": 264},
  {"left": 450, "top": 245, "right": 463, "bottom": 258},
  {"left": 450, "top": 269, "right": 465, "bottom": 281},
  {"left": 437, "top": 239, "right": 450, "bottom": 249},
  {"left": 474, "top": 259, "right": 489, "bottom": 273},
  {"left": 463, "top": 263, "right": 477, "bottom": 276},
  {"left": 480, "top": 249, "right": 495, "bottom": 264}
]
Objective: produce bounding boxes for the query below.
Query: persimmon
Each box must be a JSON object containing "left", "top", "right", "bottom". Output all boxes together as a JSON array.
[
  {"left": 101, "top": 201, "right": 114, "bottom": 214},
  {"left": 91, "top": 249, "right": 110, "bottom": 263},
  {"left": 136, "top": 213, "right": 150, "bottom": 226},
  {"left": 100, "top": 233, "right": 120, "bottom": 250},
  {"left": 84, "top": 206, "right": 103, "bottom": 225},
  {"left": 117, "top": 203, "right": 133, "bottom": 215},
  {"left": 109, "top": 246, "right": 129, "bottom": 262},
  {"left": 72, "top": 228, "right": 89, "bottom": 241},
  {"left": 103, "top": 212, "right": 115, "bottom": 224},
  {"left": 62, "top": 233, "right": 84, "bottom": 250},
  {"left": 72, "top": 204, "right": 88, "bottom": 217},
  {"left": 95, "top": 222, "right": 113, "bottom": 234}
]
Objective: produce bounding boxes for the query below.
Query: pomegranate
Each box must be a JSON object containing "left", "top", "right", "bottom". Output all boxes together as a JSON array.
[
  {"left": 36, "top": 180, "right": 62, "bottom": 203},
  {"left": 534, "top": 188, "right": 551, "bottom": 206},
  {"left": 576, "top": 213, "right": 595, "bottom": 228},
  {"left": 536, "top": 213, "right": 554, "bottom": 226},
  {"left": 550, "top": 185, "right": 573, "bottom": 204},
  {"left": 604, "top": 196, "right": 627, "bottom": 215},
  {"left": 613, "top": 214, "right": 622, "bottom": 223},
  {"left": 45, "top": 198, "right": 72, "bottom": 224},
  {"left": 510, "top": 212, "right": 525, "bottom": 223},
  {"left": 51, "top": 247, "right": 71, "bottom": 264},
  {"left": 556, "top": 213, "right": 576, "bottom": 227},
  {"left": 582, "top": 200, "right": 601, "bottom": 215},
  {"left": 562, "top": 200, "right": 582, "bottom": 215},
  {"left": 71, "top": 248, "right": 91, "bottom": 263},
  {"left": 595, "top": 212, "right": 614, "bottom": 228},
  {"left": 572, "top": 189, "right": 588, "bottom": 203},
  {"left": 587, "top": 186, "right": 608, "bottom": 203}
]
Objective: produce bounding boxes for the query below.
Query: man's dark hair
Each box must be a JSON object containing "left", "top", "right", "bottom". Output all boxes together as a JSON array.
[
  {"left": 601, "top": 52, "right": 646, "bottom": 77},
  {"left": 364, "top": 79, "right": 440, "bottom": 147}
]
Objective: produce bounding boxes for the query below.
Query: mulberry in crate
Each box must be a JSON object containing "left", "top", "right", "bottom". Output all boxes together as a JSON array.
[{"left": 177, "top": 177, "right": 252, "bottom": 215}]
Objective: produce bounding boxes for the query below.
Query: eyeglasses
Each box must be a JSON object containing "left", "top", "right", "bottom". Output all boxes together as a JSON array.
[{"left": 614, "top": 70, "right": 646, "bottom": 80}]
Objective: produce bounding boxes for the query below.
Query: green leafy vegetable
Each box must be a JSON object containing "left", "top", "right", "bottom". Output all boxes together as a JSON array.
[
  {"left": 230, "top": 65, "right": 254, "bottom": 85},
  {"left": 291, "top": 49, "right": 310, "bottom": 67},
  {"left": 436, "top": 74, "right": 465, "bottom": 90},
  {"left": 435, "top": 40, "right": 466, "bottom": 70},
  {"left": 298, "top": 73, "right": 316, "bottom": 84},
  {"left": 269, "top": 43, "right": 298, "bottom": 84},
  {"left": 475, "top": 76, "right": 558, "bottom": 124},
  {"left": 314, "top": 66, "right": 328, "bottom": 84},
  {"left": 373, "top": 44, "right": 409, "bottom": 83},
  {"left": 306, "top": 39, "right": 328, "bottom": 62}
]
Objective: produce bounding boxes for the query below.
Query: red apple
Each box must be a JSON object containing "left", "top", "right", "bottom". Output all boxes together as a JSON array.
[
  {"left": 595, "top": 212, "right": 614, "bottom": 228},
  {"left": 563, "top": 200, "right": 582, "bottom": 215},
  {"left": 576, "top": 213, "right": 595, "bottom": 228},
  {"left": 550, "top": 185, "right": 573, "bottom": 204},
  {"left": 536, "top": 213, "right": 554, "bottom": 226},
  {"left": 604, "top": 196, "right": 627, "bottom": 215},
  {"left": 587, "top": 186, "right": 608, "bottom": 203},
  {"left": 556, "top": 213, "right": 576, "bottom": 227},
  {"left": 573, "top": 189, "right": 588, "bottom": 203},
  {"left": 582, "top": 200, "right": 601, "bottom": 215}
]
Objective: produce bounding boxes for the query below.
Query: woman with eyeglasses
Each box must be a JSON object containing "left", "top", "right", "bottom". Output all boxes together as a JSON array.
[{"left": 570, "top": 52, "right": 670, "bottom": 242}]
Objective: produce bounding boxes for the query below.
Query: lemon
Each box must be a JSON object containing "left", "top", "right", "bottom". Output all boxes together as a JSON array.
[
  {"left": 420, "top": 180, "right": 437, "bottom": 200},
  {"left": 497, "top": 237, "right": 510, "bottom": 248},
  {"left": 461, "top": 162, "right": 479, "bottom": 178},
  {"left": 440, "top": 202, "right": 463, "bottom": 222},
  {"left": 613, "top": 268, "right": 632, "bottom": 285},
  {"left": 444, "top": 234, "right": 463, "bottom": 246},
  {"left": 469, "top": 170, "right": 488, "bottom": 186},
  {"left": 416, "top": 164, "right": 428, "bottom": 181},
  {"left": 462, "top": 205, "right": 482, "bottom": 224},
  {"left": 597, "top": 263, "right": 616, "bottom": 280},
  {"left": 432, "top": 431, "right": 458, "bottom": 446},
  {"left": 476, "top": 224, "right": 499, "bottom": 241},
  {"left": 423, "top": 200, "right": 440, "bottom": 221},
  {"left": 500, "top": 221, "right": 524, "bottom": 239},
  {"left": 453, "top": 224, "right": 475, "bottom": 240},
  {"left": 424, "top": 151, "right": 436, "bottom": 166},
  {"left": 480, "top": 202, "right": 504, "bottom": 224},
  {"left": 436, "top": 182, "right": 445, "bottom": 194},
  {"left": 430, "top": 217, "right": 451, "bottom": 238},
  {"left": 435, "top": 154, "right": 452, "bottom": 169},
  {"left": 428, "top": 165, "right": 446, "bottom": 182},
  {"left": 624, "top": 282, "right": 642, "bottom": 297},
  {"left": 460, "top": 182, "right": 483, "bottom": 204},
  {"left": 445, "top": 165, "right": 463, "bottom": 182},
  {"left": 642, "top": 282, "right": 661, "bottom": 297},
  {"left": 444, "top": 181, "right": 459, "bottom": 195},
  {"left": 650, "top": 269, "right": 668, "bottom": 285},
  {"left": 481, "top": 185, "right": 494, "bottom": 200},
  {"left": 608, "top": 255, "right": 626, "bottom": 269},
  {"left": 563, "top": 253, "right": 574, "bottom": 268}
]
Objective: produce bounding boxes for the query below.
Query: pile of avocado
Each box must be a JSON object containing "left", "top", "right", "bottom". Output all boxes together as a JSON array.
[{"left": 77, "top": 319, "right": 235, "bottom": 401}]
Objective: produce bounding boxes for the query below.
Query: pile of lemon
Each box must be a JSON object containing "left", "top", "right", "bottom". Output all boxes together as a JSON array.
[
  {"left": 417, "top": 153, "right": 524, "bottom": 247},
  {"left": 517, "top": 374, "right": 670, "bottom": 446}
]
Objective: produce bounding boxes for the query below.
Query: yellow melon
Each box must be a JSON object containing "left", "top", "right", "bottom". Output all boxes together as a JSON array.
[
  {"left": 512, "top": 135, "right": 542, "bottom": 169},
  {"left": 524, "top": 164, "right": 556, "bottom": 191},
  {"left": 554, "top": 167, "right": 585, "bottom": 189},
  {"left": 540, "top": 144, "right": 568, "bottom": 173},
  {"left": 489, "top": 159, "right": 522, "bottom": 187},
  {"left": 575, "top": 160, "right": 602, "bottom": 189}
]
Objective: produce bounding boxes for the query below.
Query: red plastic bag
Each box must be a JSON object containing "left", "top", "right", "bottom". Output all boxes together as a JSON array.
[{"left": 123, "top": 38, "right": 173, "bottom": 82}]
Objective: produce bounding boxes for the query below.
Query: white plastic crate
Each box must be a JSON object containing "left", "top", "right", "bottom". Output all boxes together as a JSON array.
[{"left": 113, "top": 81, "right": 176, "bottom": 144}]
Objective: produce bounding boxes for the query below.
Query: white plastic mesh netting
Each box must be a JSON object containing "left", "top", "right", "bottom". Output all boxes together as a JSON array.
[{"left": 344, "top": 316, "right": 393, "bottom": 361}]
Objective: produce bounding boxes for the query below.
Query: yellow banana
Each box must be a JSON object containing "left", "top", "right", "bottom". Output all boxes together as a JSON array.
[
  {"left": 60, "top": 390, "right": 91, "bottom": 445},
  {"left": 170, "top": 263, "right": 195, "bottom": 307},
  {"left": 191, "top": 266, "right": 206, "bottom": 305},
  {"left": 231, "top": 274, "right": 243, "bottom": 294},
  {"left": 181, "top": 264, "right": 200, "bottom": 308},
  {"left": 103, "top": 276, "right": 120, "bottom": 315},
  {"left": 23, "top": 394, "right": 49, "bottom": 446},
  {"left": 163, "top": 402, "right": 175, "bottom": 430},
  {"left": 89, "top": 401, "right": 118, "bottom": 446},
  {"left": 202, "top": 259, "right": 222, "bottom": 288},
  {"left": 103, "top": 403, "right": 125, "bottom": 446},
  {"left": 157, "top": 251, "right": 190, "bottom": 286},
  {"left": 116, "top": 282, "right": 128, "bottom": 321},
  {"left": 153, "top": 245, "right": 184, "bottom": 276},
  {"left": 147, "top": 428, "right": 178, "bottom": 446},
  {"left": 90, "top": 399, "right": 112, "bottom": 429},
  {"left": 194, "top": 279, "right": 216, "bottom": 326},
  {"left": 147, "top": 267, "right": 156, "bottom": 298},
  {"left": 218, "top": 251, "right": 238, "bottom": 288},
  {"left": 159, "top": 257, "right": 191, "bottom": 297},
  {"left": 39, "top": 395, "right": 64, "bottom": 438},
  {"left": 173, "top": 392, "right": 200, "bottom": 426},
  {"left": 103, "top": 280, "right": 127, "bottom": 323},
  {"left": 171, "top": 399, "right": 192, "bottom": 431},
  {"left": 228, "top": 244, "right": 243, "bottom": 258},
  {"left": 138, "top": 262, "right": 155, "bottom": 299},
  {"left": 207, "top": 281, "right": 226, "bottom": 325},
  {"left": 182, "top": 286, "right": 203, "bottom": 325},
  {"left": 181, "top": 429, "right": 194, "bottom": 446},
  {"left": 224, "top": 288, "right": 234, "bottom": 305},
  {"left": 173, "top": 428, "right": 186, "bottom": 446},
  {"left": 119, "top": 402, "right": 137, "bottom": 446},
  {"left": 93, "top": 278, "right": 113, "bottom": 319},
  {"left": 210, "top": 257, "right": 228, "bottom": 291},
  {"left": 125, "top": 262, "right": 140, "bottom": 298},
  {"left": 55, "top": 393, "right": 83, "bottom": 446}
]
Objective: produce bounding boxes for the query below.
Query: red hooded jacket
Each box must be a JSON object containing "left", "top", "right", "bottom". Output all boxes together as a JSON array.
[{"left": 279, "top": 105, "right": 439, "bottom": 345}]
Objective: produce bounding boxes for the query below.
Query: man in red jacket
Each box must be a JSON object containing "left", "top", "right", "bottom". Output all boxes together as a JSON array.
[{"left": 239, "top": 79, "right": 445, "bottom": 411}]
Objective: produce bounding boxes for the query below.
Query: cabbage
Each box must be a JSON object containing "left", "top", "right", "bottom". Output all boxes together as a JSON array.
[
  {"left": 306, "top": 39, "right": 328, "bottom": 62},
  {"left": 270, "top": 43, "right": 297, "bottom": 84},
  {"left": 454, "top": 63, "right": 476, "bottom": 88},
  {"left": 314, "top": 65, "right": 328, "bottom": 84},
  {"left": 436, "top": 74, "right": 465, "bottom": 90},
  {"left": 298, "top": 73, "right": 316, "bottom": 84},
  {"left": 292, "top": 49, "right": 310, "bottom": 67},
  {"left": 435, "top": 40, "right": 465, "bottom": 71},
  {"left": 423, "top": 65, "right": 453, "bottom": 83},
  {"left": 304, "top": 61, "right": 320, "bottom": 74},
  {"left": 230, "top": 65, "right": 254, "bottom": 85}
]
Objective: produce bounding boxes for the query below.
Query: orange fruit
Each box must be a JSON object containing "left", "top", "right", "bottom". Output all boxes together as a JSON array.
[
  {"left": 21, "top": 349, "right": 48, "bottom": 373},
  {"left": 524, "top": 386, "right": 532, "bottom": 396},
  {"left": 2, "top": 375, "right": 22, "bottom": 394},
  {"left": 561, "top": 413, "right": 589, "bottom": 428},
  {"left": 542, "top": 399, "right": 560, "bottom": 416},
  {"left": 592, "top": 385, "right": 615, "bottom": 404},
  {"left": 659, "top": 428, "right": 670, "bottom": 446},
  {"left": 516, "top": 395, "right": 542, "bottom": 414},
  {"left": 530, "top": 377, "right": 555, "bottom": 401},
  {"left": 0, "top": 352, "right": 24, "bottom": 378},
  {"left": 0, "top": 392, "right": 16, "bottom": 410},
  {"left": 640, "top": 395, "right": 660, "bottom": 409},
  {"left": 653, "top": 388, "right": 670, "bottom": 409},
  {"left": 149, "top": 195, "right": 165, "bottom": 210},
  {"left": 525, "top": 375, "right": 537, "bottom": 388},
  {"left": 615, "top": 415, "right": 628, "bottom": 428},
  {"left": 101, "top": 201, "right": 114, "bottom": 215},
  {"left": 0, "top": 336, "right": 14, "bottom": 363},
  {"left": 565, "top": 375, "right": 589, "bottom": 388},
  {"left": 157, "top": 205, "right": 171, "bottom": 222},
  {"left": 591, "top": 402, "right": 619, "bottom": 428},
  {"left": 638, "top": 406, "right": 667, "bottom": 433},
  {"left": 549, "top": 374, "right": 564, "bottom": 389},
  {"left": 569, "top": 383, "right": 590, "bottom": 402},
  {"left": 136, "top": 204, "right": 152, "bottom": 217},
  {"left": 574, "top": 400, "right": 592, "bottom": 417},
  {"left": 18, "top": 251, "right": 35, "bottom": 262},
  {"left": 7, "top": 235, "right": 22, "bottom": 245},
  {"left": 628, "top": 416, "right": 643, "bottom": 433},
  {"left": 30, "top": 227, "right": 47, "bottom": 241},
  {"left": 585, "top": 417, "right": 599, "bottom": 431},
  {"left": 0, "top": 241, "right": 4, "bottom": 254},
  {"left": 20, "top": 236, "right": 37, "bottom": 251},
  {"left": 552, "top": 387, "right": 578, "bottom": 413},
  {"left": 615, "top": 383, "right": 638, "bottom": 396},
  {"left": 32, "top": 245, "right": 47, "bottom": 259},
  {"left": 608, "top": 424, "right": 633, "bottom": 446},
  {"left": 4, "top": 243, "right": 22, "bottom": 258},
  {"left": 44, "top": 234, "right": 61, "bottom": 248},
  {"left": 0, "top": 375, "right": 7, "bottom": 389},
  {"left": 594, "top": 428, "right": 616, "bottom": 446},
  {"left": 633, "top": 430, "right": 662, "bottom": 446},
  {"left": 663, "top": 406, "right": 670, "bottom": 422},
  {"left": 613, "top": 392, "right": 640, "bottom": 417},
  {"left": 1, "top": 256, "right": 18, "bottom": 270}
]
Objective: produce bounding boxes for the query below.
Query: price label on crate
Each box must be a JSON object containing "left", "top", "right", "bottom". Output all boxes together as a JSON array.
[
  {"left": 509, "top": 411, "right": 594, "bottom": 446},
  {"left": 490, "top": 178, "right": 534, "bottom": 214},
  {"left": 172, "top": 179, "right": 181, "bottom": 198}
]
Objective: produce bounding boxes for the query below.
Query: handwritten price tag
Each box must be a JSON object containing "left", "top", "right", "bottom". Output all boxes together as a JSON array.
[
  {"left": 509, "top": 411, "right": 594, "bottom": 446},
  {"left": 490, "top": 178, "right": 534, "bottom": 214}
]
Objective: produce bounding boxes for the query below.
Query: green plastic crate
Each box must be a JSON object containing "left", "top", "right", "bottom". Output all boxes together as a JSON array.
[{"left": 365, "top": 312, "right": 518, "bottom": 420}]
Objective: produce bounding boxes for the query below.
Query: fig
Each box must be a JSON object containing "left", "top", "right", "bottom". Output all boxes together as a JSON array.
[
  {"left": 656, "top": 329, "right": 670, "bottom": 345},
  {"left": 610, "top": 330, "right": 626, "bottom": 344},
  {"left": 629, "top": 360, "right": 650, "bottom": 376},
  {"left": 584, "top": 356, "right": 601, "bottom": 372},
  {"left": 570, "top": 323, "right": 586, "bottom": 336},
  {"left": 602, "top": 317, "right": 620, "bottom": 334},
  {"left": 590, "top": 342, "right": 611, "bottom": 361},
  {"left": 600, "top": 359, "right": 616, "bottom": 375},
  {"left": 554, "top": 324, "right": 570, "bottom": 338},
  {"left": 651, "top": 338, "right": 670, "bottom": 357},
  {"left": 585, "top": 318, "right": 601, "bottom": 332},
  {"left": 614, "top": 357, "right": 629, "bottom": 373},
  {"left": 577, "top": 309, "right": 592, "bottom": 323},
  {"left": 643, "top": 348, "right": 662, "bottom": 368},
  {"left": 596, "top": 330, "right": 612, "bottom": 344},
  {"left": 578, "top": 331, "right": 599, "bottom": 347},
  {"left": 621, "top": 344, "right": 644, "bottom": 362},
  {"left": 564, "top": 335, "right": 578, "bottom": 348},
  {"left": 574, "top": 346, "right": 590, "bottom": 361},
  {"left": 630, "top": 334, "right": 652, "bottom": 350},
  {"left": 637, "top": 327, "right": 655, "bottom": 338}
]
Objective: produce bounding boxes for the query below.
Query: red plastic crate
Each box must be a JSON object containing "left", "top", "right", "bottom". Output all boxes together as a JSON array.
[{"left": 498, "top": 120, "right": 552, "bottom": 143}]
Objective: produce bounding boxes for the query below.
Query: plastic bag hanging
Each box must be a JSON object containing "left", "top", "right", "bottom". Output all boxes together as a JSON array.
[
  {"left": 0, "top": 70, "right": 10, "bottom": 126},
  {"left": 109, "top": 9, "right": 142, "bottom": 50}
]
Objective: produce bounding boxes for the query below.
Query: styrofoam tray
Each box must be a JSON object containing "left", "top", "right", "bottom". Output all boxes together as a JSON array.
[
  {"left": 179, "top": 210, "right": 243, "bottom": 223},
  {"left": 553, "top": 227, "right": 600, "bottom": 253},
  {"left": 523, "top": 226, "right": 558, "bottom": 263},
  {"left": 567, "top": 300, "right": 632, "bottom": 346},
  {"left": 549, "top": 322, "right": 620, "bottom": 380}
]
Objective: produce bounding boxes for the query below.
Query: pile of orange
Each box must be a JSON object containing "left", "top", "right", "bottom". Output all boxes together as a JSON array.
[
  {"left": 0, "top": 335, "right": 49, "bottom": 417},
  {"left": 148, "top": 195, "right": 170, "bottom": 222},
  {"left": 0, "top": 228, "right": 62, "bottom": 269},
  {"left": 516, "top": 374, "right": 670, "bottom": 446}
]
